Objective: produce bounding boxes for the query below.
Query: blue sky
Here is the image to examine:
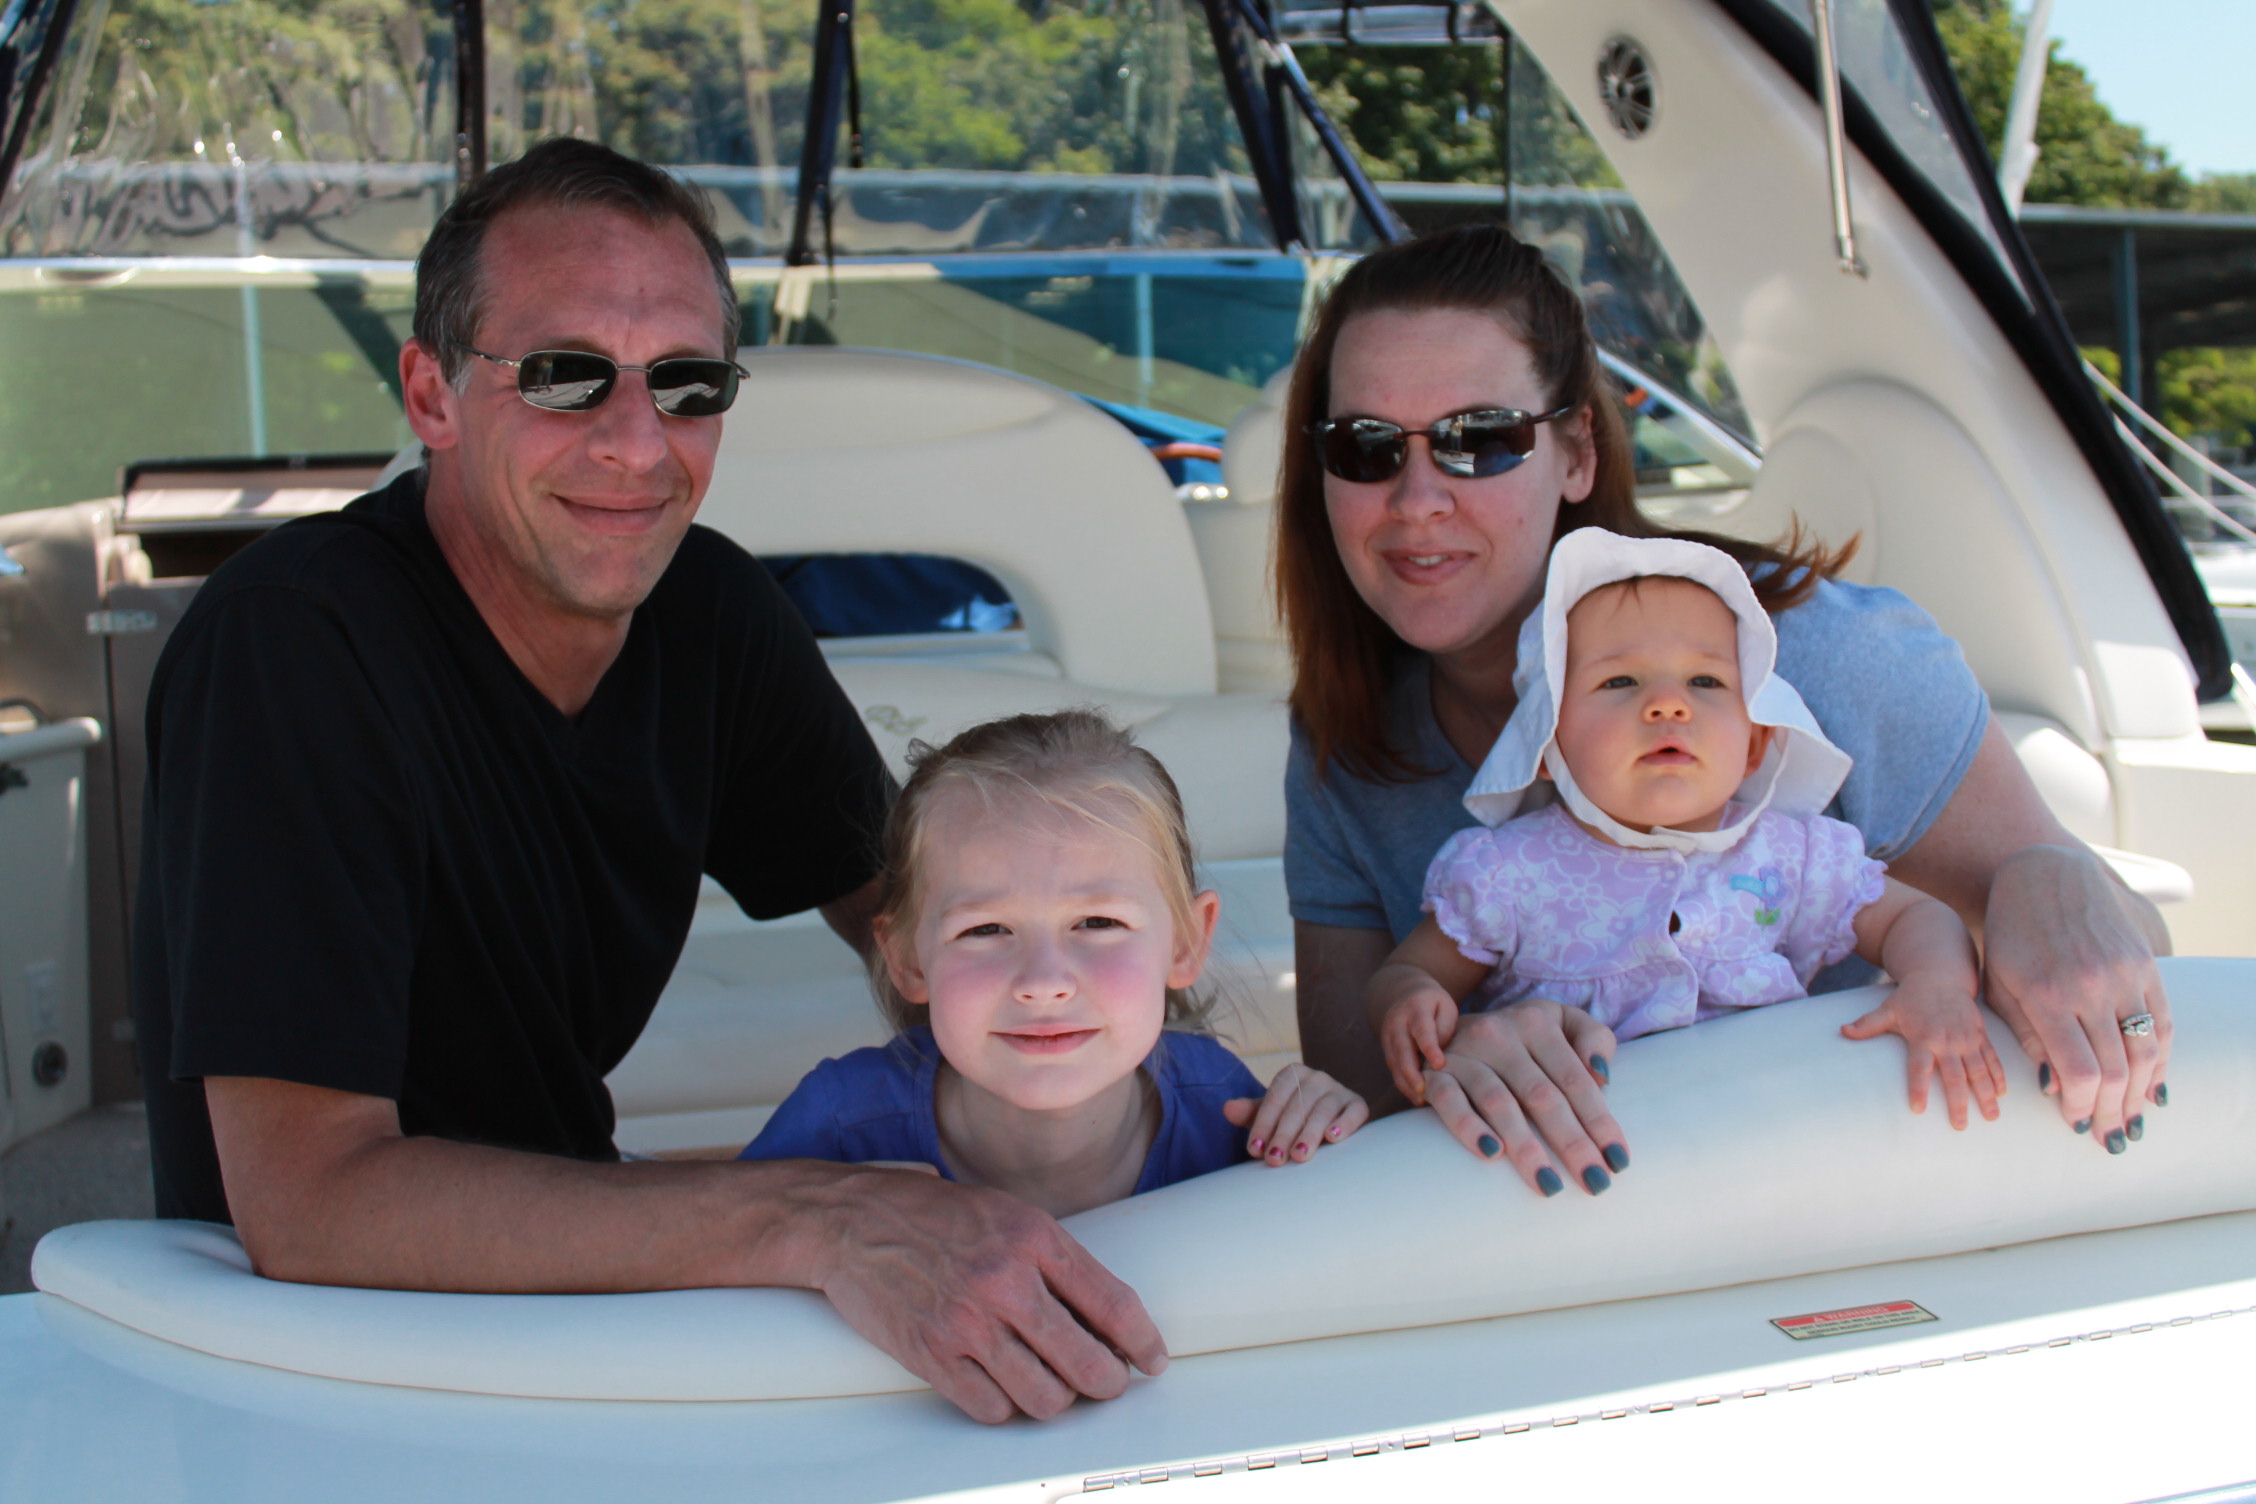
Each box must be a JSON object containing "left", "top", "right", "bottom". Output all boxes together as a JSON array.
[{"left": 2043, "top": 0, "right": 2256, "bottom": 177}]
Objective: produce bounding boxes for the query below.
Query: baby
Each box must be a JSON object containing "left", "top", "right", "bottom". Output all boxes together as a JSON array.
[
  {"left": 743, "top": 709, "right": 1366, "bottom": 1218},
  {"left": 1368, "top": 529, "right": 2002, "bottom": 1190}
]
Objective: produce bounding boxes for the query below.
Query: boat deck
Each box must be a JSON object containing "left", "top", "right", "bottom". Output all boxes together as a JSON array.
[{"left": 0, "top": 1104, "right": 151, "bottom": 1296}]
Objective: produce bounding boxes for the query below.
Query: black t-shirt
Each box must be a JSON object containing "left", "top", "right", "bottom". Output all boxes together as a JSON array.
[{"left": 133, "top": 471, "right": 892, "bottom": 1223}]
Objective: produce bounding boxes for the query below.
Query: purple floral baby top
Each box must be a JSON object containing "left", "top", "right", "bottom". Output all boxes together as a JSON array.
[{"left": 1424, "top": 803, "right": 1887, "bottom": 1042}]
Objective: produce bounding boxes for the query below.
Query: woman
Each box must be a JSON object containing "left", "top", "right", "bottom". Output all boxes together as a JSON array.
[{"left": 1277, "top": 225, "right": 2171, "bottom": 1197}]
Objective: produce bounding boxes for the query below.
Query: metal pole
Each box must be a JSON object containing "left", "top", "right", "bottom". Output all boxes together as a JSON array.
[
  {"left": 787, "top": 0, "right": 852, "bottom": 266},
  {"left": 231, "top": 136, "right": 266, "bottom": 456},
  {"left": 2114, "top": 226, "right": 2142, "bottom": 408},
  {"left": 1808, "top": 0, "right": 1866, "bottom": 277},
  {"left": 0, "top": 0, "right": 82, "bottom": 219},
  {"left": 453, "top": 0, "right": 488, "bottom": 190},
  {"left": 1133, "top": 271, "right": 1154, "bottom": 408},
  {"left": 1998, "top": 0, "right": 2053, "bottom": 214},
  {"left": 1498, "top": 24, "right": 1513, "bottom": 226}
]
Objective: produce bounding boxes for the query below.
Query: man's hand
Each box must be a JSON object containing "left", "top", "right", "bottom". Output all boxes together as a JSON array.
[
  {"left": 810, "top": 1166, "right": 1167, "bottom": 1423},
  {"left": 205, "top": 1076, "right": 1165, "bottom": 1423}
]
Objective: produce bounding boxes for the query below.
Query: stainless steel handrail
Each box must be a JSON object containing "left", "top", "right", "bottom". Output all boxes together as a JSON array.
[{"left": 1809, "top": 0, "right": 1867, "bottom": 277}]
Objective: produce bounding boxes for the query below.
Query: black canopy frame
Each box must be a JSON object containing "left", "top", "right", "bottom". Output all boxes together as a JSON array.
[{"left": 1711, "top": 0, "right": 2231, "bottom": 702}]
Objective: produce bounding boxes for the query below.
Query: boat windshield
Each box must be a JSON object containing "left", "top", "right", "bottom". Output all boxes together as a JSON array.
[
  {"left": 1742, "top": 0, "right": 2031, "bottom": 304},
  {"left": 0, "top": 0, "right": 1739, "bottom": 513}
]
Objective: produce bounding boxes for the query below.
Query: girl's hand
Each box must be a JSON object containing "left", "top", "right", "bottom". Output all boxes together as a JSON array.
[
  {"left": 1423, "top": 998, "right": 1625, "bottom": 1198},
  {"left": 1841, "top": 981, "right": 2008, "bottom": 1130},
  {"left": 1224, "top": 1065, "right": 1369, "bottom": 1166},
  {"left": 1379, "top": 984, "right": 1460, "bottom": 1105}
]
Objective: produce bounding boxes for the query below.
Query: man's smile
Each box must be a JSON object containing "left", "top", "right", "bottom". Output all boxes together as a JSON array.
[{"left": 554, "top": 493, "right": 674, "bottom": 534}]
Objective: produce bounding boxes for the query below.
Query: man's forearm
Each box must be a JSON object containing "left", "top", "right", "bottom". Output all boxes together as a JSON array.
[{"left": 210, "top": 1077, "right": 869, "bottom": 1293}]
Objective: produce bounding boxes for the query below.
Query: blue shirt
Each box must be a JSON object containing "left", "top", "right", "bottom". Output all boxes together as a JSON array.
[
  {"left": 738, "top": 1027, "right": 1265, "bottom": 1195},
  {"left": 1284, "top": 577, "right": 1988, "bottom": 969}
]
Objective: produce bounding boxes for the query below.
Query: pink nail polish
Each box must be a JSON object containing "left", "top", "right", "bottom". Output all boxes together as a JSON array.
[
  {"left": 1248, "top": 1137, "right": 1263, "bottom": 1154},
  {"left": 1326, "top": 1125, "right": 1342, "bottom": 1140},
  {"left": 1295, "top": 1142, "right": 1309, "bottom": 1157}
]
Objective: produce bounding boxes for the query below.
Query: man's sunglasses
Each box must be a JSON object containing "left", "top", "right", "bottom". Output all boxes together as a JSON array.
[
  {"left": 459, "top": 345, "right": 748, "bottom": 417},
  {"left": 1310, "top": 405, "right": 1576, "bottom": 483}
]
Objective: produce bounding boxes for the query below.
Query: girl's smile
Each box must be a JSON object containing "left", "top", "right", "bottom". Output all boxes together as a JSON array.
[{"left": 882, "top": 788, "right": 1219, "bottom": 1117}]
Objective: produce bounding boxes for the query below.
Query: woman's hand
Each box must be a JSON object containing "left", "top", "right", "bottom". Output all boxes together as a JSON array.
[
  {"left": 1225, "top": 1065, "right": 1370, "bottom": 1165},
  {"left": 1981, "top": 844, "right": 2171, "bottom": 1154},
  {"left": 1421, "top": 998, "right": 1625, "bottom": 1197}
]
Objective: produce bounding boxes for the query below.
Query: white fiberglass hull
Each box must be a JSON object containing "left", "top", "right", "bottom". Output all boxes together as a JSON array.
[
  {"left": 5, "top": 1211, "right": 2254, "bottom": 1504},
  {"left": 9, "top": 957, "right": 2256, "bottom": 1504}
]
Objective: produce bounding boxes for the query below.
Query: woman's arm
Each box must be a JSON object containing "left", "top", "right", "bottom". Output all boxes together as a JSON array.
[
  {"left": 1883, "top": 715, "right": 2171, "bottom": 1152},
  {"left": 1294, "top": 921, "right": 1404, "bottom": 1111}
]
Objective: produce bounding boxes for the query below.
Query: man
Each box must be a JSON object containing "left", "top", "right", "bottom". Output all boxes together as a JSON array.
[{"left": 132, "top": 138, "right": 1163, "bottom": 1424}]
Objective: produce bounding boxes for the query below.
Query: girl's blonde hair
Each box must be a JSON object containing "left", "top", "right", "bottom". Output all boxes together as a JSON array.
[{"left": 869, "top": 708, "right": 1213, "bottom": 1034}]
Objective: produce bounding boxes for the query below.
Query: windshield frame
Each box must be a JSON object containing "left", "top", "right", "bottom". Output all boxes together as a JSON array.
[{"left": 1711, "top": 0, "right": 2231, "bottom": 702}]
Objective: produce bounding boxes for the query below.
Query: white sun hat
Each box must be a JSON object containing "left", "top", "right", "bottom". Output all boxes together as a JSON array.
[{"left": 1461, "top": 528, "right": 1853, "bottom": 853}]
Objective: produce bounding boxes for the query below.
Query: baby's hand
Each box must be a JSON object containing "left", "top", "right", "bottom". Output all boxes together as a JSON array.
[
  {"left": 1841, "top": 976, "right": 2008, "bottom": 1130},
  {"left": 1379, "top": 981, "right": 1460, "bottom": 1105},
  {"left": 1223, "top": 1064, "right": 1369, "bottom": 1166}
]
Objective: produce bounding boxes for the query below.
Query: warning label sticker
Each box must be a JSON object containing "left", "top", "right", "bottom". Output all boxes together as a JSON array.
[{"left": 1769, "top": 1301, "right": 1937, "bottom": 1341}]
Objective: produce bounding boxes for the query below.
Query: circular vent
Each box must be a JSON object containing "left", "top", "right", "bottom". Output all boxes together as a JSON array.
[{"left": 1596, "top": 36, "right": 1657, "bottom": 140}]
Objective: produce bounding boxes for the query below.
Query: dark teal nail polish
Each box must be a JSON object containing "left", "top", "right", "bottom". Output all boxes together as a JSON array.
[
  {"left": 2074, "top": 1118, "right": 2091, "bottom": 1134},
  {"left": 2127, "top": 1115, "right": 2145, "bottom": 1142},
  {"left": 1589, "top": 1054, "right": 1611, "bottom": 1083},
  {"left": 1477, "top": 1134, "right": 1501, "bottom": 1158},
  {"left": 1603, "top": 1142, "right": 1630, "bottom": 1173},
  {"left": 2157, "top": 1083, "right": 2170, "bottom": 1107},
  {"left": 1536, "top": 1167, "right": 1563, "bottom": 1197},
  {"left": 1582, "top": 1165, "right": 1612, "bottom": 1195},
  {"left": 2037, "top": 1062, "right": 2052, "bottom": 1090},
  {"left": 2106, "top": 1128, "right": 2127, "bottom": 1155}
]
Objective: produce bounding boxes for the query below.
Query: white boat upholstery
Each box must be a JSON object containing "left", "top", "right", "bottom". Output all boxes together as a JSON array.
[
  {"left": 38, "top": 958, "right": 2256, "bottom": 1402},
  {"left": 700, "top": 346, "right": 1219, "bottom": 699},
  {"left": 610, "top": 350, "right": 1298, "bottom": 1134}
]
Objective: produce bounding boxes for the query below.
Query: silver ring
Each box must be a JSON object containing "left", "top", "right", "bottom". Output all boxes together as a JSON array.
[{"left": 2121, "top": 1012, "right": 2156, "bottom": 1039}]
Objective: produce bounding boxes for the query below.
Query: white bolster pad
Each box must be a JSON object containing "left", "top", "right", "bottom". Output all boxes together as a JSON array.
[{"left": 34, "top": 959, "right": 2256, "bottom": 1401}]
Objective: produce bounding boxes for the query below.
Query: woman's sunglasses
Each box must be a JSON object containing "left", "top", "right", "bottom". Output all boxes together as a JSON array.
[
  {"left": 1310, "top": 405, "right": 1576, "bottom": 483},
  {"left": 459, "top": 345, "right": 749, "bottom": 417}
]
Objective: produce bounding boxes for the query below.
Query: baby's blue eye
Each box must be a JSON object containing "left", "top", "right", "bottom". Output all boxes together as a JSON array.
[
  {"left": 1690, "top": 674, "right": 1727, "bottom": 689},
  {"left": 1078, "top": 915, "right": 1126, "bottom": 931},
  {"left": 958, "top": 922, "right": 1005, "bottom": 939},
  {"left": 1599, "top": 674, "right": 1636, "bottom": 690}
]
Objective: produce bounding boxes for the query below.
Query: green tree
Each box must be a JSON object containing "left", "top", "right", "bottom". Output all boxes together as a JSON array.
[
  {"left": 1296, "top": 41, "right": 1614, "bottom": 188},
  {"left": 1933, "top": 0, "right": 2255, "bottom": 456},
  {"left": 2189, "top": 174, "right": 2256, "bottom": 215},
  {"left": 2159, "top": 347, "right": 2256, "bottom": 450},
  {"left": 1929, "top": 0, "right": 2187, "bottom": 209}
]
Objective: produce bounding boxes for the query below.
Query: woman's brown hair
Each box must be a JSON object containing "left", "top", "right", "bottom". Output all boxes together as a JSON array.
[{"left": 1274, "top": 223, "right": 1855, "bottom": 783}]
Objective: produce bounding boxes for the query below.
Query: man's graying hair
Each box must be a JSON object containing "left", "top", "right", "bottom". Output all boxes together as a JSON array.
[{"left": 413, "top": 137, "right": 740, "bottom": 388}]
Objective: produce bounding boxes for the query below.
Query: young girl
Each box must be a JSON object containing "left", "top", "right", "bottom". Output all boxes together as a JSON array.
[
  {"left": 1369, "top": 530, "right": 2006, "bottom": 1189},
  {"left": 742, "top": 709, "right": 1367, "bottom": 1218}
]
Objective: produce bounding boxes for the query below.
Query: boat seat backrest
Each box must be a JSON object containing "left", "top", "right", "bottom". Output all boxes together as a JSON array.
[
  {"left": 699, "top": 348, "right": 1218, "bottom": 698},
  {"left": 1720, "top": 378, "right": 2196, "bottom": 748}
]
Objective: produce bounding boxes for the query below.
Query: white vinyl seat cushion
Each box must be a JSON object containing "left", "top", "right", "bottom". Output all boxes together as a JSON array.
[
  {"left": 699, "top": 347, "right": 1219, "bottom": 699},
  {"left": 36, "top": 958, "right": 2256, "bottom": 1402}
]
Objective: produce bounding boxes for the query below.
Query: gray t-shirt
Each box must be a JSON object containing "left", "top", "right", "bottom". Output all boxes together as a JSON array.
[{"left": 1284, "top": 577, "right": 1990, "bottom": 963}]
